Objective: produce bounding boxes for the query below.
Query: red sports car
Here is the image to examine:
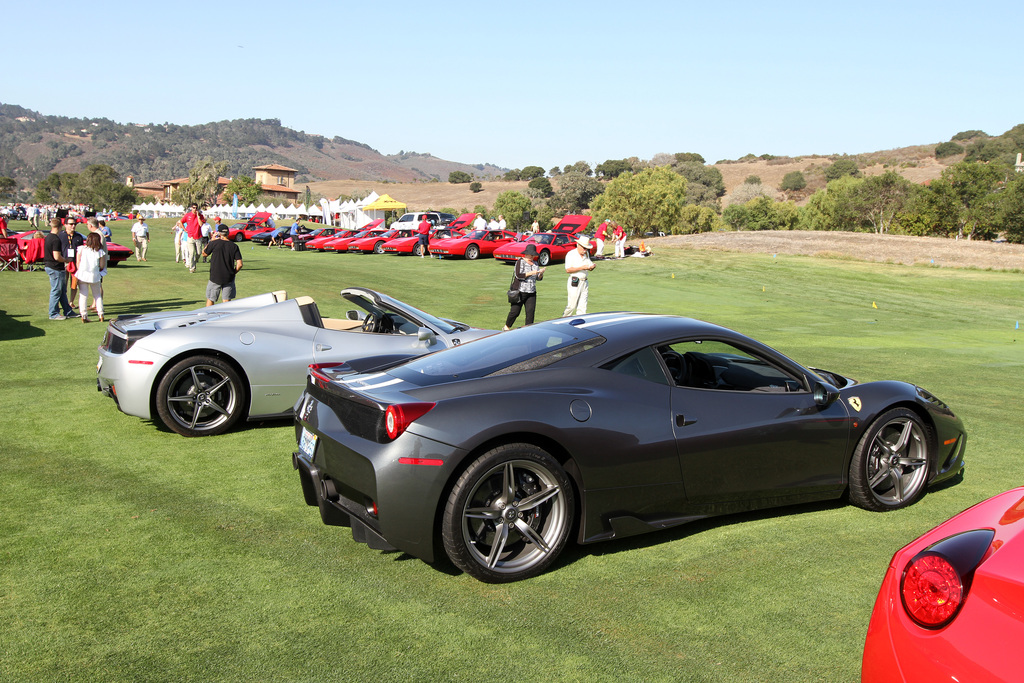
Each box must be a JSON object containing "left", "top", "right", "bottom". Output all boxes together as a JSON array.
[
  {"left": 348, "top": 228, "right": 414, "bottom": 254},
  {"left": 284, "top": 226, "right": 338, "bottom": 248},
  {"left": 861, "top": 486, "right": 1024, "bottom": 682},
  {"left": 429, "top": 229, "right": 518, "bottom": 260},
  {"left": 319, "top": 221, "right": 384, "bottom": 252},
  {"left": 382, "top": 227, "right": 466, "bottom": 255},
  {"left": 494, "top": 214, "right": 593, "bottom": 266},
  {"left": 307, "top": 228, "right": 356, "bottom": 251},
  {"left": 226, "top": 212, "right": 275, "bottom": 241}
]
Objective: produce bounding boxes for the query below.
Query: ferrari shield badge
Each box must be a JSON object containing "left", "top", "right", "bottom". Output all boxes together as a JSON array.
[{"left": 848, "top": 397, "right": 862, "bottom": 412}]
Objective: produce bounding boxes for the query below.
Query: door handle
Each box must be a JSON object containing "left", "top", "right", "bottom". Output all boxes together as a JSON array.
[
  {"left": 316, "top": 344, "right": 332, "bottom": 352},
  {"left": 676, "top": 415, "right": 697, "bottom": 427}
]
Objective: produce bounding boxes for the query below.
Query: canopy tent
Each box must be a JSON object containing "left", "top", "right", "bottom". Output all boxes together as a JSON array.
[{"left": 360, "top": 194, "right": 406, "bottom": 212}]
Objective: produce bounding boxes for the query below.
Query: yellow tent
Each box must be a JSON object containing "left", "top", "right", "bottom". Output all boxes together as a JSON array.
[{"left": 361, "top": 194, "right": 406, "bottom": 212}]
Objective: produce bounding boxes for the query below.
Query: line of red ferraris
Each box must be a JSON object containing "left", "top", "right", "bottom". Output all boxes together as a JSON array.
[{"left": 284, "top": 213, "right": 595, "bottom": 266}]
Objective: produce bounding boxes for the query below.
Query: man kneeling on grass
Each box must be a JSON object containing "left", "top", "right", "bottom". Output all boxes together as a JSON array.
[{"left": 203, "top": 226, "right": 243, "bottom": 306}]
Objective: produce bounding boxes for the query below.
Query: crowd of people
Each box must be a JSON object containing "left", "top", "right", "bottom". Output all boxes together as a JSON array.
[
  {"left": 42, "top": 215, "right": 111, "bottom": 322},
  {"left": 28, "top": 204, "right": 634, "bottom": 331}
]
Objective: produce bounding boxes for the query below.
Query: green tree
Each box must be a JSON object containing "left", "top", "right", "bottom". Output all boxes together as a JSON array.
[
  {"left": 998, "top": 172, "right": 1024, "bottom": 243},
  {"left": 503, "top": 168, "right": 522, "bottom": 181},
  {"left": 780, "top": 171, "right": 807, "bottom": 192},
  {"left": 563, "top": 161, "right": 592, "bottom": 177},
  {"left": 527, "top": 176, "right": 554, "bottom": 198},
  {"left": 673, "top": 161, "right": 725, "bottom": 210},
  {"left": 595, "top": 159, "right": 632, "bottom": 178},
  {"left": 850, "top": 171, "right": 917, "bottom": 234},
  {"left": 548, "top": 171, "right": 604, "bottom": 215},
  {"left": 824, "top": 158, "right": 860, "bottom": 181},
  {"left": 678, "top": 205, "right": 725, "bottom": 234},
  {"left": 469, "top": 182, "right": 483, "bottom": 193},
  {"left": 223, "top": 175, "right": 262, "bottom": 204},
  {"left": 925, "top": 160, "right": 1005, "bottom": 239},
  {"left": 0, "top": 176, "right": 15, "bottom": 198},
  {"left": 798, "top": 176, "right": 865, "bottom": 231},
  {"left": 674, "top": 152, "right": 705, "bottom": 164},
  {"left": 548, "top": 166, "right": 562, "bottom": 177},
  {"left": 589, "top": 166, "right": 688, "bottom": 235},
  {"left": 935, "top": 142, "right": 964, "bottom": 159},
  {"left": 493, "top": 191, "right": 533, "bottom": 231},
  {"left": 448, "top": 171, "right": 472, "bottom": 184},
  {"left": 744, "top": 175, "right": 762, "bottom": 185},
  {"left": 171, "top": 158, "right": 228, "bottom": 207},
  {"left": 723, "top": 196, "right": 799, "bottom": 231},
  {"left": 520, "top": 166, "right": 545, "bottom": 180}
]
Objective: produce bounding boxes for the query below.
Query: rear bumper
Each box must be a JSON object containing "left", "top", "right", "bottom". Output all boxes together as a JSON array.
[{"left": 292, "top": 449, "right": 397, "bottom": 552}]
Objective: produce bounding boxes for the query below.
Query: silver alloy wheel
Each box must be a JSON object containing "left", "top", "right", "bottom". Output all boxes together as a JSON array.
[
  {"left": 460, "top": 459, "right": 569, "bottom": 576},
  {"left": 864, "top": 415, "right": 929, "bottom": 506},
  {"left": 162, "top": 362, "right": 239, "bottom": 434}
]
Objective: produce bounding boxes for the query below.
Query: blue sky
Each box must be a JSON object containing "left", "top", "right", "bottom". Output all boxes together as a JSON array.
[{"left": 5, "top": 0, "right": 1022, "bottom": 171}]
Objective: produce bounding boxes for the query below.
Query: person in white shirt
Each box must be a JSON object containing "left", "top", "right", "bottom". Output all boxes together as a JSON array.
[
  {"left": 497, "top": 214, "right": 507, "bottom": 230},
  {"left": 487, "top": 217, "right": 499, "bottom": 231},
  {"left": 131, "top": 216, "right": 150, "bottom": 261},
  {"left": 473, "top": 214, "right": 487, "bottom": 231},
  {"left": 563, "top": 235, "right": 596, "bottom": 316}
]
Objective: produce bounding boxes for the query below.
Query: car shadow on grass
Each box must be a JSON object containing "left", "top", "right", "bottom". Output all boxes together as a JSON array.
[{"left": 0, "top": 309, "right": 45, "bottom": 342}]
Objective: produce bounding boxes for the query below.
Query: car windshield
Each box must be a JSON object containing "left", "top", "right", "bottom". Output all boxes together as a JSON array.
[
  {"left": 532, "top": 234, "right": 555, "bottom": 245},
  {"left": 390, "top": 325, "right": 603, "bottom": 387},
  {"left": 463, "top": 230, "right": 487, "bottom": 239}
]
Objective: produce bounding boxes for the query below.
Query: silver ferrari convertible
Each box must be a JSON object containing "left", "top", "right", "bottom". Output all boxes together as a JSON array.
[{"left": 96, "top": 287, "right": 494, "bottom": 436}]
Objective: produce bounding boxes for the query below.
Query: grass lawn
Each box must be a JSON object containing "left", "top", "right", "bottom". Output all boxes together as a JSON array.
[{"left": 1, "top": 219, "right": 1021, "bottom": 682}]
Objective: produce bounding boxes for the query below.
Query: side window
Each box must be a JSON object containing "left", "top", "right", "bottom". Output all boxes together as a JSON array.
[
  {"left": 601, "top": 347, "right": 669, "bottom": 385},
  {"left": 658, "top": 340, "right": 804, "bottom": 392}
]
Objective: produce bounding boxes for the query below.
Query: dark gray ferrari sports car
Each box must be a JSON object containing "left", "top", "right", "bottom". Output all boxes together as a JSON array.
[{"left": 291, "top": 312, "right": 967, "bottom": 582}]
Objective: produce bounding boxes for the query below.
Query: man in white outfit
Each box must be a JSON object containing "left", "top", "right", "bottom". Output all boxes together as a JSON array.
[{"left": 563, "top": 235, "right": 596, "bottom": 316}]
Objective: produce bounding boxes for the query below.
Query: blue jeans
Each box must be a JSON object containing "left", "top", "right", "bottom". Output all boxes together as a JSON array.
[{"left": 45, "top": 266, "right": 72, "bottom": 318}]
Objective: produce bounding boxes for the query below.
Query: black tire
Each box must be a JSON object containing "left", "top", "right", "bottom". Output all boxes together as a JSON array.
[
  {"left": 849, "top": 407, "right": 932, "bottom": 511},
  {"left": 442, "top": 444, "right": 574, "bottom": 583},
  {"left": 413, "top": 244, "right": 424, "bottom": 257},
  {"left": 465, "top": 244, "right": 480, "bottom": 260},
  {"left": 155, "top": 355, "right": 247, "bottom": 437},
  {"left": 233, "top": 234, "right": 243, "bottom": 242},
  {"left": 538, "top": 250, "right": 551, "bottom": 267},
  {"left": 373, "top": 241, "right": 385, "bottom": 254}
]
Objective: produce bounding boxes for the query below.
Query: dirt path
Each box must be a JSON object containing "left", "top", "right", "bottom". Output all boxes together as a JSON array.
[{"left": 648, "top": 231, "right": 1024, "bottom": 271}]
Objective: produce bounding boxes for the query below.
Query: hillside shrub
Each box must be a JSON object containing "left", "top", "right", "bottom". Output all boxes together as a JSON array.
[
  {"left": 780, "top": 171, "right": 807, "bottom": 191},
  {"left": 935, "top": 142, "right": 964, "bottom": 159},
  {"left": 449, "top": 171, "right": 471, "bottom": 184},
  {"left": 824, "top": 159, "right": 860, "bottom": 181},
  {"left": 469, "top": 182, "right": 482, "bottom": 193}
]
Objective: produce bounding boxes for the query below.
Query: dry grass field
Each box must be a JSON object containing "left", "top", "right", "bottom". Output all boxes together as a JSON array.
[
  {"left": 650, "top": 230, "right": 1024, "bottom": 271},
  {"left": 308, "top": 152, "right": 951, "bottom": 214}
]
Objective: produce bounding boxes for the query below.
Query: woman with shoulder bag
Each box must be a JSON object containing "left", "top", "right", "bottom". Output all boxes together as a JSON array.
[{"left": 503, "top": 243, "right": 545, "bottom": 331}]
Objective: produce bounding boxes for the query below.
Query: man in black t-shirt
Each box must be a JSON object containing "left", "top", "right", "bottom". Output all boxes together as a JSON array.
[
  {"left": 43, "top": 218, "right": 74, "bottom": 319},
  {"left": 202, "top": 226, "right": 243, "bottom": 306}
]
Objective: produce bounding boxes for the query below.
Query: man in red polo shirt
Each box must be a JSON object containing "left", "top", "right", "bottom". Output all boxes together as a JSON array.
[
  {"left": 176, "top": 203, "right": 205, "bottom": 273},
  {"left": 416, "top": 214, "right": 431, "bottom": 258}
]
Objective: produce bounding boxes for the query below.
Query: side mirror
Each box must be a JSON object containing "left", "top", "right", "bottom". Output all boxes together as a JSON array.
[
  {"left": 346, "top": 310, "right": 360, "bottom": 321},
  {"left": 812, "top": 381, "right": 840, "bottom": 408},
  {"left": 417, "top": 327, "right": 437, "bottom": 346}
]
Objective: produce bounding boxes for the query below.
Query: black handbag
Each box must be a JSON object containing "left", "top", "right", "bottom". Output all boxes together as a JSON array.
[{"left": 507, "top": 263, "right": 522, "bottom": 304}]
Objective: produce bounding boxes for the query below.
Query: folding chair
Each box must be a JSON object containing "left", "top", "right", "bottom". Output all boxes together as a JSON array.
[{"left": 0, "top": 238, "right": 20, "bottom": 272}]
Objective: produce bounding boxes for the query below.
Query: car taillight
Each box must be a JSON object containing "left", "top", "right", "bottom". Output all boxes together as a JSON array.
[
  {"left": 309, "top": 362, "right": 347, "bottom": 385},
  {"left": 384, "top": 402, "right": 435, "bottom": 440},
  {"left": 901, "top": 554, "right": 963, "bottom": 628},
  {"left": 899, "top": 528, "right": 994, "bottom": 629}
]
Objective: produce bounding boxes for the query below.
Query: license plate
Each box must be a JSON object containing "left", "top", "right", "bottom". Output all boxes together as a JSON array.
[{"left": 299, "top": 427, "right": 318, "bottom": 459}]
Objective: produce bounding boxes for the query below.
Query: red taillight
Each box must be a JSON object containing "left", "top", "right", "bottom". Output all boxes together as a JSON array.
[
  {"left": 900, "top": 554, "right": 964, "bottom": 628},
  {"left": 309, "top": 362, "right": 346, "bottom": 385},
  {"left": 384, "top": 402, "right": 435, "bottom": 440}
]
